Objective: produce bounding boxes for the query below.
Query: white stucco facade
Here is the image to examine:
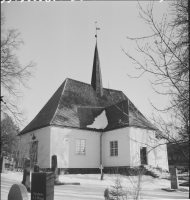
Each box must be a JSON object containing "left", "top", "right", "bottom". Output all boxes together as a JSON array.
[
  {"left": 129, "top": 127, "right": 168, "bottom": 170},
  {"left": 19, "top": 126, "right": 51, "bottom": 168},
  {"left": 19, "top": 125, "right": 168, "bottom": 171},
  {"left": 50, "top": 126, "right": 101, "bottom": 168},
  {"left": 102, "top": 127, "right": 130, "bottom": 167}
]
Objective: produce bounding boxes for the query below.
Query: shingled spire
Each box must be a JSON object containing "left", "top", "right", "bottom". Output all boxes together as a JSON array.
[{"left": 91, "top": 42, "right": 104, "bottom": 97}]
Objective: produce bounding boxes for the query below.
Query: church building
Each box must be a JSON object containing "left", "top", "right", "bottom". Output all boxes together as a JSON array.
[{"left": 18, "top": 41, "right": 168, "bottom": 173}]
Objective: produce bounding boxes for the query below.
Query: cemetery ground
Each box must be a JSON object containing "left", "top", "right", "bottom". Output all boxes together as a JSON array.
[{"left": 1, "top": 171, "right": 189, "bottom": 200}]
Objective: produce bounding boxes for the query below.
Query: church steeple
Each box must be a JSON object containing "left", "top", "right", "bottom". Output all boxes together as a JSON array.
[{"left": 91, "top": 42, "right": 103, "bottom": 97}]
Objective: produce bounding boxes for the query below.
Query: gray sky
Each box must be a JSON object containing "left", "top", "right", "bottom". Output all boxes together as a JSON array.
[{"left": 2, "top": 1, "right": 170, "bottom": 127}]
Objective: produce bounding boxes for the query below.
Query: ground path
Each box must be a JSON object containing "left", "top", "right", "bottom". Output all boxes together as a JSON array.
[{"left": 1, "top": 172, "right": 189, "bottom": 200}]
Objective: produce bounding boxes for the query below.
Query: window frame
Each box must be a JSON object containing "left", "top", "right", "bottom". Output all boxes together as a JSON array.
[
  {"left": 75, "top": 139, "right": 86, "bottom": 155},
  {"left": 110, "top": 141, "right": 118, "bottom": 157}
]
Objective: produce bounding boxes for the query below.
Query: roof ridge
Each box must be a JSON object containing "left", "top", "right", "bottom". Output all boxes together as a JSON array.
[
  {"left": 67, "top": 78, "right": 90, "bottom": 85},
  {"left": 50, "top": 79, "right": 68, "bottom": 125},
  {"left": 67, "top": 78, "right": 123, "bottom": 92}
]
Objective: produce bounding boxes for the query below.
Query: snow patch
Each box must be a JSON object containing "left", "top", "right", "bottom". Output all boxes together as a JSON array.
[{"left": 87, "top": 110, "right": 108, "bottom": 129}]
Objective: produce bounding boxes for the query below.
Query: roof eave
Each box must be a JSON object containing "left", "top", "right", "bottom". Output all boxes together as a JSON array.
[{"left": 18, "top": 124, "right": 50, "bottom": 136}]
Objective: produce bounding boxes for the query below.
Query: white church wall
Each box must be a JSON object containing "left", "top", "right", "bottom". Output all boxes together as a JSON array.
[
  {"left": 102, "top": 127, "right": 130, "bottom": 167},
  {"left": 153, "top": 139, "right": 169, "bottom": 170},
  {"left": 50, "top": 126, "right": 101, "bottom": 168},
  {"left": 68, "top": 129, "right": 101, "bottom": 168},
  {"left": 19, "top": 126, "right": 51, "bottom": 168},
  {"left": 129, "top": 127, "right": 168, "bottom": 170},
  {"left": 50, "top": 126, "right": 70, "bottom": 168},
  {"left": 129, "top": 127, "right": 157, "bottom": 166}
]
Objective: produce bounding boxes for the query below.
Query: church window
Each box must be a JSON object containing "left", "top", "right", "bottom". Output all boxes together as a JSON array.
[
  {"left": 110, "top": 141, "right": 118, "bottom": 156},
  {"left": 76, "top": 139, "right": 86, "bottom": 155}
]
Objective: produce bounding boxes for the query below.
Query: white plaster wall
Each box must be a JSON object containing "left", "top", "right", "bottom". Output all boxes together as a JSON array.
[
  {"left": 68, "top": 129, "right": 101, "bottom": 168},
  {"left": 50, "top": 126, "right": 70, "bottom": 168},
  {"left": 154, "top": 139, "right": 169, "bottom": 170},
  {"left": 102, "top": 128, "right": 130, "bottom": 167},
  {"left": 19, "top": 126, "right": 51, "bottom": 168},
  {"left": 129, "top": 127, "right": 168, "bottom": 170},
  {"left": 50, "top": 127, "right": 101, "bottom": 168}
]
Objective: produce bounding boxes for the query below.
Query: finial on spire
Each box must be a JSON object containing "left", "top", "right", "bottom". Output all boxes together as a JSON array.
[{"left": 95, "top": 22, "right": 100, "bottom": 39}]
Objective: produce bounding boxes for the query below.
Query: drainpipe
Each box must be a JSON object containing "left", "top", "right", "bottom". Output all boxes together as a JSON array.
[
  {"left": 100, "top": 132, "right": 104, "bottom": 180},
  {"left": 100, "top": 132, "right": 103, "bottom": 166}
]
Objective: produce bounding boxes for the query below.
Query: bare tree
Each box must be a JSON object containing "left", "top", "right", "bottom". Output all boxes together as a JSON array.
[
  {"left": 122, "top": 0, "right": 189, "bottom": 161},
  {"left": 1, "top": 12, "right": 36, "bottom": 125}
]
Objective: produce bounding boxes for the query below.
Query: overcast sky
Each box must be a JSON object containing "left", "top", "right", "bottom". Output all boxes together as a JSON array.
[{"left": 2, "top": 1, "right": 170, "bottom": 128}]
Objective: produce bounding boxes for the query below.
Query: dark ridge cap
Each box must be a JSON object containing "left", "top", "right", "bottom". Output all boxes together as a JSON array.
[
  {"left": 50, "top": 78, "right": 69, "bottom": 124},
  {"left": 67, "top": 77, "right": 123, "bottom": 92},
  {"left": 66, "top": 78, "right": 89, "bottom": 85},
  {"left": 103, "top": 87, "right": 123, "bottom": 92}
]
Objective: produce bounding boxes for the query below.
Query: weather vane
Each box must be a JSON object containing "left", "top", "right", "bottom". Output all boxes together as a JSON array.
[{"left": 95, "top": 22, "right": 100, "bottom": 39}]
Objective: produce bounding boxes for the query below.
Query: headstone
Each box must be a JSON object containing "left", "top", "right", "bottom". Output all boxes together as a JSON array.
[
  {"left": 99, "top": 165, "right": 104, "bottom": 180},
  {"left": 170, "top": 167, "right": 178, "bottom": 189},
  {"left": 31, "top": 172, "right": 54, "bottom": 200},
  {"left": 8, "top": 184, "right": 29, "bottom": 200},
  {"left": 0, "top": 156, "right": 6, "bottom": 173},
  {"left": 22, "top": 169, "right": 27, "bottom": 185},
  {"left": 51, "top": 155, "right": 59, "bottom": 183},
  {"left": 34, "top": 164, "right": 39, "bottom": 172},
  {"left": 22, "top": 158, "right": 31, "bottom": 192}
]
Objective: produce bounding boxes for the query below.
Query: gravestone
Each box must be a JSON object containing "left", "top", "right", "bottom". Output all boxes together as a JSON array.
[
  {"left": 51, "top": 155, "right": 59, "bottom": 183},
  {"left": 22, "top": 158, "right": 31, "bottom": 192},
  {"left": 99, "top": 165, "right": 104, "bottom": 180},
  {"left": 31, "top": 172, "right": 54, "bottom": 200},
  {"left": 34, "top": 164, "right": 39, "bottom": 172},
  {"left": 0, "top": 156, "right": 6, "bottom": 173},
  {"left": 170, "top": 167, "right": 178, "bottom": 189},
  {"left": 8, "top": 184, "right": 29, "bottom": 200}
]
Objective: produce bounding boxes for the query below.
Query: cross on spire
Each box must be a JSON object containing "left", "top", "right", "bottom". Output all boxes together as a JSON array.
[{"left": 95, "top": 22, "right": 100, "bottom": 39}]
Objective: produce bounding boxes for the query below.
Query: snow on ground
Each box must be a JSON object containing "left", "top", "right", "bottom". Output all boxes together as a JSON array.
[
  {"left": 1, "top": 171, "right": 189, "bottom": 200},
  {"left": 58, "top": 173, "right": 172, "bottom": 190},
  {"left": 2, "top": 171, "right": 189, "bottom": 190},
  {"left": 2, "top": 171, "right": 188, "bottom": 191},
  {"left": 1, "top": 171, "right": 170, "bottom": 189},
  {"left": 87, "top": 110, "right": 108, "bottom": 129},
  {"left": 1, "top": 171, "right": 176, "bottom": 191}
]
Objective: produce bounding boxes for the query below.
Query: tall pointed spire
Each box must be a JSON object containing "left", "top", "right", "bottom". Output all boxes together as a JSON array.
[{"left": 91, "top": 42, "right": 104, "bottom": 97}]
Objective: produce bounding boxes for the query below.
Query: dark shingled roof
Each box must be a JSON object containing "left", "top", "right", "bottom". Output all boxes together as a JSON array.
[{"left": 19, "top": 78, "right": 156, "bottom": 135}]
